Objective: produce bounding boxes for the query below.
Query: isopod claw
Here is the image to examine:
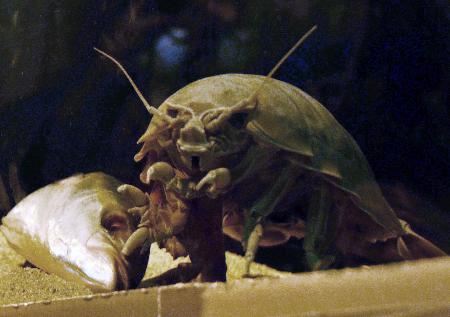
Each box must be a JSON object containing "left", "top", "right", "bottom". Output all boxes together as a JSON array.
[
  {"left": 117, "top": 184, "right": 148, "bottom": 207},
  {"left": 195, "top": 167, "right": 231, "bottom": 198},
  {"left": 126, "top": 206, "right": 148, "bottom": 217},
  {"left": 145, "top": 162, "right": 175, "bottom": 184},
  {"left": 121, "top": 227, "right": 149, "bottom": 257}
]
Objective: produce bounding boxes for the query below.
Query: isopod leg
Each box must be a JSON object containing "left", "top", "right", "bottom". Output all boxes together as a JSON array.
[
  {"left": 242, "top": 163, "right": 301, "bottom": 276},
  {"left": 242, "top": 223, "right": 263, "bottom": 276},
  {"left": 303, "top": 179, "right": 338, "bottom": 270},
  {"left": 231, "top": 145, "right": 275, "bottom": 185},
  {"left": 117, "top": 184, "right": 148, "bottom": 207},
  {"left": 122, "top": 227, "right": 149, "bottom": 257},
  {"left": 146, "top": 161, "right": 202, "bottom": 199}
]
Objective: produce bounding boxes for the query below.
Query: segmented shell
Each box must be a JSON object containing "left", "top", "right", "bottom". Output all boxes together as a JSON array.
[{"left": 145, "top": 74, "right": 403, "bottom": 235}]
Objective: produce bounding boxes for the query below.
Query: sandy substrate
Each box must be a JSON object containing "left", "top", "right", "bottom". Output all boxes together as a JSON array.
[
  {"left": 0, "top": 232, "right": 288, "bottom": 306},
  {"left": 0, "top": 232, "right": 92, "bottom": 305}
]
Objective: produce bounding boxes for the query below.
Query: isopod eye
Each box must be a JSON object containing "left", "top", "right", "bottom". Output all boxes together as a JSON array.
[
  {"left": 167, "top": 109, "right": 179, "bottom": 118},
  {"left": 229, "top": 112, "right": 248, "bottom": 129}
]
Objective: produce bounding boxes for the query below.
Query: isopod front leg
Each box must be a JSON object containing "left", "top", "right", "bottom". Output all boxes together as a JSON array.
[
  {"left": 242, "top": 223, "right": 263, "bottom": 276},
  {"left": 122, "top": 227, "right": 149, "bottom": 257},
  {"left": 117, "top": 184, "right": 149, "bottom": 207},
  {"left": 144, "top": 162, "right": 176, "bottom": 185},
  {"left": 116, "top": 184, "right": 151, "bottom": 256},
  {"left": 195, "top": 167, "right": 231, "bottom": 199},
  {"left": 145, "top": 161, "right": 200, "bottom": 199},
  {"left": 117, "top": 183, "right": 173, "bottom": 257},
  {"left": 121, "top": 206, "right": 176, "bottom": 258},
  {"left": 193, "top": 145, "right": 275, "bottom": 200},
  {"left": 242, "top": 163, "right": 301, "bottom": 277},
  {"left": 303, "top": 178, "right": 340, "bottom": 271}
]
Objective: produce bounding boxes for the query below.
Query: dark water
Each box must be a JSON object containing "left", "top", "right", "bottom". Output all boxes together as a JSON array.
[{"left": 1, "top": 1, "right": 448, "bottom": 265}]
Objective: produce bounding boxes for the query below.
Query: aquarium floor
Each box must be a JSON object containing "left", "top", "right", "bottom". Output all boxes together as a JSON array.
[{"left": 0, "top": 232, "right": 287, "bottom": 306}]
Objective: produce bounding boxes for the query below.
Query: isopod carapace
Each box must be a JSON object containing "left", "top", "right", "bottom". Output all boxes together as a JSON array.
[
  {"left": 95, "top": 26, "right": 445, "bottom": 278},
  {"left": 0, "top": 172, "right": 150, "bottom": 292},
  {"left": 140, "top": 72, "right": 401, "bottom": 229},
  {"left": 142, "top": 73, "right": 444, "bottom": 268}
]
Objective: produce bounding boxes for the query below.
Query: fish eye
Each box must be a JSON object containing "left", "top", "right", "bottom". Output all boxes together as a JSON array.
[{"left": 101, "top": 213, "right": 128, "bottom": 233}]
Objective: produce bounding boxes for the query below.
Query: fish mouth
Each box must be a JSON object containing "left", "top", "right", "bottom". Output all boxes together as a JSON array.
[
  {"left": 74, "top": 256, "right": 128, "bottom": 292},
  {"left": 97, "top": 209, "right": 150, "bottom": 291},
  {"left": 82, "top": 232, "right": 149, "bottom": 292}
]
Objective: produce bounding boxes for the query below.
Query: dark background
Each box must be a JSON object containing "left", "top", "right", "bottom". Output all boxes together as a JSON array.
[{"left": 1, "top": 1, "right": 449, "bottom": 265}]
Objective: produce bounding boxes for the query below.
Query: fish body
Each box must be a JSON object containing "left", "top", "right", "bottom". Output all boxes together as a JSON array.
[{"left": 1, "top": 172, "right": 147, "bottom": 292}]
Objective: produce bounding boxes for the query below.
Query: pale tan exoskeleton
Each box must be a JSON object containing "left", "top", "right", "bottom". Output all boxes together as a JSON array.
[{"left": 96, "top": 25, "right": 444, "bottom": 282}]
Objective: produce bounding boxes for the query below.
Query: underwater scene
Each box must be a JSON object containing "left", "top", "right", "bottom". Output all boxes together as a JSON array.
[{"left": 0, "top": 0, "right": 448, "bottom": 307}]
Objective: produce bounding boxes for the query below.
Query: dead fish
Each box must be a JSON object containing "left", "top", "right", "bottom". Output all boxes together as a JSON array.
[{"left": 0, "top": 172, "right": 149, "bottom": 292}]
